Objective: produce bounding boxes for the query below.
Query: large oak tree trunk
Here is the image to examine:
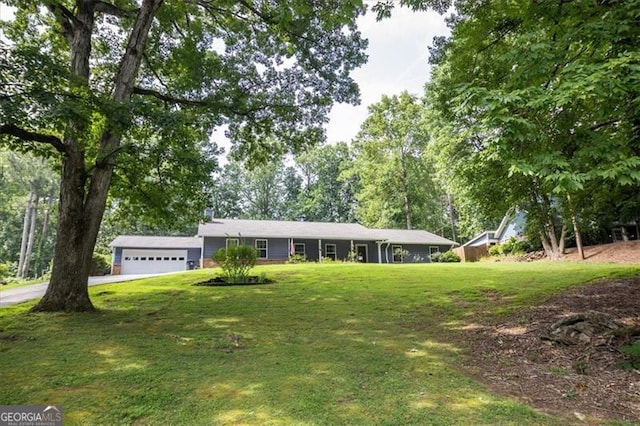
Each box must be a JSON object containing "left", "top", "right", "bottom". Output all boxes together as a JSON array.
[
  {"left": 32, "top": 150, "right": 95, "bottom": 312},
  {"left": 32, "top": 0, "right": 163, "bottom": 312}
]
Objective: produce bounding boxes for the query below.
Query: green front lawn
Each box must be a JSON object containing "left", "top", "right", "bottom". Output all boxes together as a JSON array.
[{"left": 1, "top": 262, "right": 637, "bottom": 425}]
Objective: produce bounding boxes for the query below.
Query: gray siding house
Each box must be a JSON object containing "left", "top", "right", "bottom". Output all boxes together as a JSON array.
[
  {"left": 198, "top": 219, "right": 457, "bottom": 267},
  {"left": 109, "top": 219, "right": 457, "bottom": 275}
]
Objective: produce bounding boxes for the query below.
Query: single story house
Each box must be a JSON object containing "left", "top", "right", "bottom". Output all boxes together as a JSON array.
[
  {"left": 198, "top": 219, "right": 457, "bottom": 267},
  {"left": 109, "top": 219, "right": 457, "bottom": 275}
]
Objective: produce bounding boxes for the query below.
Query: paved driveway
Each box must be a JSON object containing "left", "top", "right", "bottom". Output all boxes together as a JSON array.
[{"left": 0, "top": 274, "right": 167, "bottom": 307}]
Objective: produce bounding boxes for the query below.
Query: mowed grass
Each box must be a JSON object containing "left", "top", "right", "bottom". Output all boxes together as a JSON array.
[{"left": 1, "top": 262, "right": 638, "bottom": 425}]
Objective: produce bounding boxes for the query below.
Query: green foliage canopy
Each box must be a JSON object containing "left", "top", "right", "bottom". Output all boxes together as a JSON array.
[
  {"left": 427, "top": 0, "right": 640, "bottom": 249},
  {"left": 350, "top": 91, "right": 448, "bottom": 232}
]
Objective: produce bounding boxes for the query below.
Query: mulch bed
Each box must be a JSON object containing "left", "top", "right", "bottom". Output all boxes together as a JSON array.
[
  {"left": 457, "top": 277, "right": 640, "bottom": 423},
  {"left": 194, "top": 276, "right": 274, "bottom": 286}
]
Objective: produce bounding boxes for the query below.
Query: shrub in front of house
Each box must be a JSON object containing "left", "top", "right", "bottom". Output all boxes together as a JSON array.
[
  {"left": 213, "top": 245, "right": 258, "bottom": 283},
  {"left": 488, "top": 237, "right": 532, "bottom": 258},
  {"left": 345, "top": 250, "right": 359, "bottom": 263},
  {"left": 91, "top": 253, "right": 111, "bottom": 276},
  {"left": 488, "top": 244, "right": 504, "bottom": 257},
  {"left": 430, "top": 251, "right": 460, "bottom": 263},
  {"left": 0, "top": 262, "right": 12, "bottom": 284},
  {"left": 286, "top": 254, "right": 307, "bottom": 264},
  {"left": 441, "top": 251, "right": 461, "bottom": 263}
]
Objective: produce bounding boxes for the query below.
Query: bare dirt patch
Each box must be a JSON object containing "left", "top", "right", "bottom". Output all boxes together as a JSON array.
[
  {"left": 458, "top": 277, "right": 640, "bottom": 424},
  {"left": 562, "top": 240, "right": 640, "bottom": 264}
]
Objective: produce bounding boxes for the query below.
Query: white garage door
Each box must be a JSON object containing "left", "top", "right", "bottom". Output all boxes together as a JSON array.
[{"left": 121, "top": 249, "right": 188, "bottom": 275}]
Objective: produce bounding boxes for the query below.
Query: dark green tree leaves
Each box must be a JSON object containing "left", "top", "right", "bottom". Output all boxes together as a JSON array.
[{"left": 427, "top": 0, "right": 640, "bottom": 256}]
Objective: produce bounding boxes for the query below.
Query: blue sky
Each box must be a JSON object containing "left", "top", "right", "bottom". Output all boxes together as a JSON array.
[{"left": 326, "top": 8, "right": 449, "bottom": 144}]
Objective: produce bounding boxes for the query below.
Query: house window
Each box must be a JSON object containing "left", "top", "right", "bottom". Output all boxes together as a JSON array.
[
  {"left": 226, "top": 238, "right": 239, "bottom": 249},
  {"left": 325, "top": 244, "right": 336, "bottom": 260},
  {"left": 255, "top": 239, "right": 268, "bottom": 259},
  {"left": 429, "top": 246, "right": 440, "bottom": 260},
  {"left": 392, "top": 245, "right": 403, "bottom": 263},
  {"left": 294, "top": 243, "right": 305, "bottom": 256}
]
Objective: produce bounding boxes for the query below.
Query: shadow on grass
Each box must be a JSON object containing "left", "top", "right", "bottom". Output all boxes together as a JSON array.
[{"left": 5, "top": 263, "right": 629, "bottom": 424}]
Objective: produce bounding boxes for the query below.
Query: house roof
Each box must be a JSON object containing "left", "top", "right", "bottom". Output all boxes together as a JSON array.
[
  {"left": 198, "top": 219, "right": 371, "bottom": 241},
  {"left": 461, "top": 230, "right": 497, "bottom": 247},
  {"left": 197, "top": 219, "right": 457, "bottom": 246},
  {"left": 109, "top": 235, "right": 201, "bottom": 249},
  {"left": 461, "top": 208, "right": 518, "bottom": 247},
  {"left": 371, "top": 229, "right": 458, "bottom": 246}
]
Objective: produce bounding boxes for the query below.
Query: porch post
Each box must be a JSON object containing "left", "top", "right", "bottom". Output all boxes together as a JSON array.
[
  {"left": 200, "top": 237, "right": 205, "bottom": 268},
  {"left": 376, "top": 241, "right": 382, "bottom": 264},
  {"left": 350, "top": 240, "right": 354, "bottom": 262},
  {"left": 318, "top": 239, "right": 322, "bottom": 262}
]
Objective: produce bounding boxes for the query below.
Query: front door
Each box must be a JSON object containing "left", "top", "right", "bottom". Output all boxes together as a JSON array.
[{"left": 355, "top": 244, "right": 368, "bottom": 263}]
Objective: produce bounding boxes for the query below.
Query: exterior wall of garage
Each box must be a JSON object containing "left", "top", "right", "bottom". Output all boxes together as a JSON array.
[{"left": 111, "top": 246, "right": 202, "bottom": 275}]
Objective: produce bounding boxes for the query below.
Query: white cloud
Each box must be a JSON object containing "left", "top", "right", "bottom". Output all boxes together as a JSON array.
[{"left": 326, "top": 8, "right": 449, "bottom": 144}]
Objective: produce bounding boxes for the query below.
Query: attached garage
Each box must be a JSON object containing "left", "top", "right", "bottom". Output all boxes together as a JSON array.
[
  {"left": 110, "top": 236, "right": 202, "bottom": 275},
  {"left": 121, "top": 249, "right": 189, "bottom": 275}
]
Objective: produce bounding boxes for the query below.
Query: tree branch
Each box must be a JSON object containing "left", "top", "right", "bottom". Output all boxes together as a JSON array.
[
  {"left": 94, "top": 1, "right": 139, "bottom": 18},
  {"left": 589, "top": 119, "right": 618, "bottom": 131},
  {"left": 132, "top": 87, "right": 298, "bottom": 117},
  {"left": 0, "top": 124, "right": 66, "bottom": 153},
  {"left": 142, "top": 53, "right": 168, "bottom": 90},
  {"left": 132, "top": 87, "right": 210, "bottom": 106},
  {"left": 44, "top": 1, "right": 76, "bottom": 43}
]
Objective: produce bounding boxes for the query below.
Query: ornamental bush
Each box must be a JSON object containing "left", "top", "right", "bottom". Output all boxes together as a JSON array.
[
  {"left": 286, "top": 254, "right": 307, "bottom": 264},
  {"left": 441, "top": 251, "right": 461, "bottom": 263},
  {"left": 213, "top": 245, "right": 257, "bottom": 283},
  {"left": 91, "top": 253, "right": 111, "bottom": 276},
  {"left": 0, "top": 262, "right": 11, "bottom": 284},
  {"left": 488, "top": 237, "right": 531, "bottom": 257},
  {"left": 488, "top": 244, "right": 503, "bottom": 257}
]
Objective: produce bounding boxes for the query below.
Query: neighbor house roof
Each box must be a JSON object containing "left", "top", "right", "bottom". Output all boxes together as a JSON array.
[
  {"left": 197, "top": 219, "right": 457, "bottom": 246},
  {"left": 109, "top": 235, "right": 201, "bottom": 249}
]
